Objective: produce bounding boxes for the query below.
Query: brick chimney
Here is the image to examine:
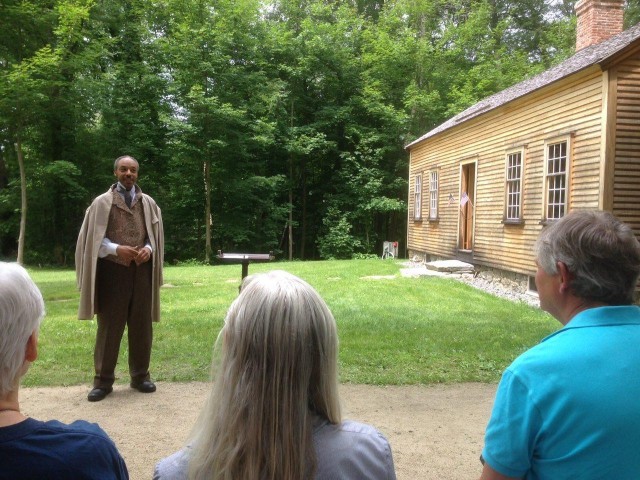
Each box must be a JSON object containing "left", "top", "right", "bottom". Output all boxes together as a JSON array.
[{"left": 575, "top": 0, "right": 624, "bottom": 51}]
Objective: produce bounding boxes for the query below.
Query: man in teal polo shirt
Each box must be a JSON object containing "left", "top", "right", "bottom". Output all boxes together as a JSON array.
[{"left": 479, "top": 210, "right": 640, "bottom": 480}]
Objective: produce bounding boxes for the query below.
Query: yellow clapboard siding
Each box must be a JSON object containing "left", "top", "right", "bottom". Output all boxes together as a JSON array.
[
  {"left": 613, "top": 56, "right": 640, "bottom": 243},
  {"left": 408, "top": 52, "right": 640, "bottom": 276}
]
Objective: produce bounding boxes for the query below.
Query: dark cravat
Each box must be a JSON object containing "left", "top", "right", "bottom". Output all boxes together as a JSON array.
[{"left": 121, "top": 187, "right": 132, "bottom": 208}]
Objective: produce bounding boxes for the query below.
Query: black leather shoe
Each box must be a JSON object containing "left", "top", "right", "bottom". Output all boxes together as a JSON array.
[
  {"left": 130, "top": 380, "right": 156, "bottom": 393},
  {"left": 87, "top": 386, "right": 113, "bottom": 402}
]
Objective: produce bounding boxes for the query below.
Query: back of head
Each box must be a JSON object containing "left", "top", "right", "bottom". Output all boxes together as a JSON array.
[
  {"left": 0, "top": 262, "right": 45, "bottom": 395},
  {"left": 188, "top": 270, "right": 341, "bottom": 480},
  {"left": 535, "top": 210, "right": 640, "bottom": 305}
]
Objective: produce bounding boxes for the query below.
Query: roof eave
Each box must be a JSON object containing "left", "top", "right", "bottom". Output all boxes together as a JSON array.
[{"left": 405, "top": 21, "right": 640, "bottom": 151}]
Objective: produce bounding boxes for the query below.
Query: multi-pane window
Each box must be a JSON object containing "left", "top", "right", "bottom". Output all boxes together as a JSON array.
[
  {"left": 429, "top": 171, "right": 438, "bottom": 219},
  {"left": 414, "top": 174, "right": 422, "bottom": 220},
  {"left": 545, "top": 141, "right": 568, "bottom": 220},
  {"left": 505, "top": 151, "right": 522, "bottom": 221}
]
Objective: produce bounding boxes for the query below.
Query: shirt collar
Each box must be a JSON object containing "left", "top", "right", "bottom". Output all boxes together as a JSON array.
[
  {"left": 542, "top": 305, "right": 640, "bottom": 343},
  {"left": 115, "top": 182, "right": 139, "bottom": 197}
]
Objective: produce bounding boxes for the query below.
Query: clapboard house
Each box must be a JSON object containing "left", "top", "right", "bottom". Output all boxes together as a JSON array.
[{"left": 405, "top": 0, "right": 640, "bottom": 288}]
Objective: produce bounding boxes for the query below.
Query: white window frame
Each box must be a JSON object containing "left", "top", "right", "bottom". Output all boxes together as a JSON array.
[
  {"left": 413, "top": 173, "right": 422, "bottom": 220},
  {"left": 429, "top": 170, "right": 438, "bottom": 220},
  {"left": 505, "top": 149, "right": 523, "bottom": 221},
  {"left": 544, "top": 138, "right": 570, "bottom": 221}
]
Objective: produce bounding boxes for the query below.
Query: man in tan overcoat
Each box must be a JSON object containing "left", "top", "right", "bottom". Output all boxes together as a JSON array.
[{"left": 76, "top": 155, "right": 164, "bottom": 402}]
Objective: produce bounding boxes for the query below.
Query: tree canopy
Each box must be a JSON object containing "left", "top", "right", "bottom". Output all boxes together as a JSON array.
[{"left": 0, "top": 0, "right": 635, "bottom": 264}]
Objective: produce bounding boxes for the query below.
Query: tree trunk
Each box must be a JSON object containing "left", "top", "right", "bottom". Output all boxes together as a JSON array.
[
  {"left": 204, "top": 159, "right": 212, "bottom": 263},
  {"left": 300, "top": 157, "right": 307, "bottom": 259},
  {"left": 288, "top": 99, "right": 294, "bottom": 261},
  {"left": 0, "top": 148, "right": 8, "bottom": 188},
  {"left": 288, "top": 157, "right": 293, "bottom": 261},
  {"left": 15, "top": 134, "right": 27, "bottom": 265}
]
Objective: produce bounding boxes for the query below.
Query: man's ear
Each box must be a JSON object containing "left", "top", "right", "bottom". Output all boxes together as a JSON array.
[
  {"left": 556, "top": 261, "right": 572, "bottom": 293},
  {"left": 25, "top": 332, "right": 38, "bottom": 362}
]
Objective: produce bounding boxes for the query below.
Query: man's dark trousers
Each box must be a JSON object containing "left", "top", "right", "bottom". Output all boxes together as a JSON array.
[{"left": 94, "top": 258, "right": 152, "bottom": 388}]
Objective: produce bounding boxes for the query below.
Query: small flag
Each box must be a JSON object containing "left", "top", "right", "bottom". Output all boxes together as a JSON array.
[{"left": 460, "top": 192, "right": 469, "bottom": 207}]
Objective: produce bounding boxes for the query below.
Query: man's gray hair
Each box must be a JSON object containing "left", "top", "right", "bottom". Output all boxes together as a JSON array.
[
  {"left": 0, "top": 262, "right": 45, "bottom": 395},
  {"left": 535, "top": 210, "right": 640, "bottom": 305},
  {"left": 113, "top": 155, "right": 138, "bottom": 170}
]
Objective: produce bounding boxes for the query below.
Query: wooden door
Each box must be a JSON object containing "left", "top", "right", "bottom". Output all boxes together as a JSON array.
[{"left": 459, "top": 163, "right": 476, "bottom": 251}]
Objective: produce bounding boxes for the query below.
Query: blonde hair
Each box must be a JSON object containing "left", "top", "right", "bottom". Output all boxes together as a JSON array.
[{"left": 187, "top": 270, "right": 341, "bottom": 480}]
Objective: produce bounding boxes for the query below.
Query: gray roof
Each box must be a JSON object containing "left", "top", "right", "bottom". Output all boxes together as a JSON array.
[{"left": 406, "top": 21, "right": 640, "bottom": 150}]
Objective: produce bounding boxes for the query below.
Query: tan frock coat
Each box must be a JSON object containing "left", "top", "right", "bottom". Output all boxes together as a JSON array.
[{"left": 75, "top": 186, "right": 164, "bottom": 322}]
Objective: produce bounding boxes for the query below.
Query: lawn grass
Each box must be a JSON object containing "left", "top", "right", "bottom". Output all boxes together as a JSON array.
[{"left": 24, "top": 259, "right": 558, "bottom": 388}]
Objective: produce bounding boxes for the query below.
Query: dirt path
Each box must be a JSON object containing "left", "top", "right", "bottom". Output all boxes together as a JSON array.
[{"left": 20, "top": 382, "right": 496, "bottom": 479}]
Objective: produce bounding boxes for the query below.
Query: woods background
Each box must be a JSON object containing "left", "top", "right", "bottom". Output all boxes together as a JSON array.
[{"left": 1, "top": 0, "right": 639, "bottom": 265}]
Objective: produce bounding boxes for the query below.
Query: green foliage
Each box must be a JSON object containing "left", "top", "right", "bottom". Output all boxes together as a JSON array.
[
  {"left": 625, "top": 0, "right": 640, "bottom": 28},
  {"left": 26, "top": 161, "right": 88, "bottom": 265},
  {"left": 0, "top": 0, "right": 617, "bottom": 263},
  {"left": 214, "top": 174, "right": 289, "bottom": 253},
  {"left": 317, "top": 207, "right": 363, "bottom": 259},
  {"left": 25, "top": 261, "right": 558, "bottom": 386}
]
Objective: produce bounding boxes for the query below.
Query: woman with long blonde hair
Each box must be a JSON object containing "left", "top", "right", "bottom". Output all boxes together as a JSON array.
[{"left": 154, "top": 270, "right": 395, "bottom": 480}]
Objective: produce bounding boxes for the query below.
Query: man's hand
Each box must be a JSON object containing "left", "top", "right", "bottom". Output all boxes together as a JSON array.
[
  {"left": 134, "top": 246, "right": 151, "bottom": 265},
  {"left": 116, "top": 245, "right": 140, "bottom": 265},
  {"left": 116, "top": 245, "right": 151, "bottom": 265}
]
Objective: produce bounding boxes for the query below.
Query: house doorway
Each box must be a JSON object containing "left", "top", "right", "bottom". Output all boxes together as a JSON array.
[{"left": 458, "top": 162, "right": 476, "bottom": 251}]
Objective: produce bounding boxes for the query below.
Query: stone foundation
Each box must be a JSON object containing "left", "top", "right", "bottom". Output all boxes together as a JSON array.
[
  {"left": 408, "top": 250, "right": 532, "bottom": 294},
  {"left": 472, "top": 267, "right": 531, "bottom": 294}
]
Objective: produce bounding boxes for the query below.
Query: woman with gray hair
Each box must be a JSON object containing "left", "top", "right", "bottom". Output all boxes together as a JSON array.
[
  {"left": 0, "top": 262, "right": 129, "bottom": 479},
  {"left": 154, "top": 270, "right": 396, "bottom": 480}
]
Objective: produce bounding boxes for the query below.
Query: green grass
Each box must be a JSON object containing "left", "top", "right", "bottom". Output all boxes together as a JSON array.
[{"left": 24, "top": 259, "right": 558, "bottom": 388}]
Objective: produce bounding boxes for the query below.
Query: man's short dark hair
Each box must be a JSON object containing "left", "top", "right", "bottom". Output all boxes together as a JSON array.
[{"left": 113, "top": 155, "right": 138, "bottom": 170}]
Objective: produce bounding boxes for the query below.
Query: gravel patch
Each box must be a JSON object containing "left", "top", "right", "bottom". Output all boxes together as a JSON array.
[{"left": 21, "top": 382, "right": 497, "bottom": 480}]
